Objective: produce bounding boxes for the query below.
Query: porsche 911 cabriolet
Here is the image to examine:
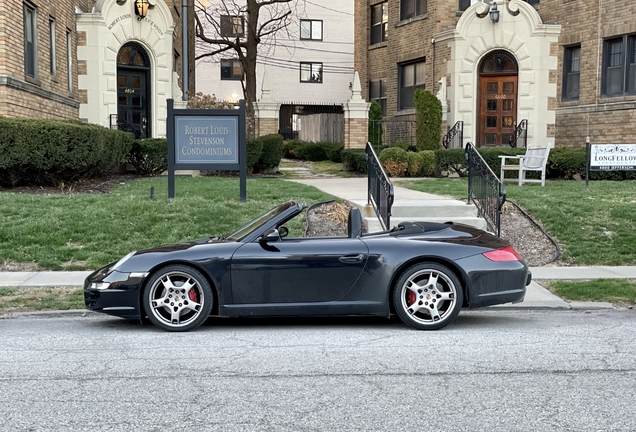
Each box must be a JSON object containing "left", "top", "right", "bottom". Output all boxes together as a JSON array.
[{"left": 84, "top": 200, "right": 531, "bottom": 332}]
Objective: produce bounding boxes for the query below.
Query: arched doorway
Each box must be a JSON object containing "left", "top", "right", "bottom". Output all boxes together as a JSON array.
[
  {"left": 477, "top": 50, "right": 518, "bottom": 147},
  {"left": 116, "top": 42, "right": 151, "bottom": 139}
]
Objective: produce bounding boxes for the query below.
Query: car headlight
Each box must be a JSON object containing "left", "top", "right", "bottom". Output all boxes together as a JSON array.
[
  {"left": 90, "top": 282, "right": 111, "bottom": 290},
  {"left": 110, "top": 251, "right": 136, "bottom": 272}
]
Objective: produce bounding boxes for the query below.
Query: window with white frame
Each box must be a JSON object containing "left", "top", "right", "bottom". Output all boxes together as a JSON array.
[
  {"left": 400, "top": 0, "right": 426, "bottom": 21},
  {"left": 602, "top": 35, "right": 636, "bottom": 97},
  {"left": 369, "top": 79, "right": 387, "bottom": 116},
  {"left": 66, "top": 29, "right": 73, "bottom": 92},
  {"left": 49, "top": 17, "right": 56, "bottom": 76},
  {"left": 370, "top": 3, "right": 387, "bottom": 45},
  {"left": 300, "top": 62, "right": 322, "bottom": 83},
  {"left": 399, "top": 60, "right": 425, "bottom": 110},
  {"left": 300, "top": 20, "right": 322, "bottom": 41},
  {"left": 221, "top": 59, "right": 243, "bottom": 80},
  {"left": 562, "top": 45, "right": 580, "bottom": 101},
  {"left": 23, "top": 3, "right": 37, "bottom": 78}
]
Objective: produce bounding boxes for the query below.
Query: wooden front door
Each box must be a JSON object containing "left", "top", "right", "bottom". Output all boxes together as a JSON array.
[{"left": 478, "top": 76, "right": 517, "bottom": 147}]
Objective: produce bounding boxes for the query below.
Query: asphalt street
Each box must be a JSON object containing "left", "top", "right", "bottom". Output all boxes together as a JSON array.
[{"left": 1, "top": 309, "right": 636, "bottom": 431}]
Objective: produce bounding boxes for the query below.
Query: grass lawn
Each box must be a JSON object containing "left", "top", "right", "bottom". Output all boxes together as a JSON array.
[
  {"left": 280, "top": 160, "right": 355, "bottom": 178},
  {"left": 545, "top": 279, "right": 636, "bottom": 305},
  {"left": 0, "top": 177, "right": 334, "bottom": 270},
  {"left": 0, "top": 287, "right": 84, "bottom": 312},
  {"left": 400, "top": 178, "right": 636, "bottom": 266}
]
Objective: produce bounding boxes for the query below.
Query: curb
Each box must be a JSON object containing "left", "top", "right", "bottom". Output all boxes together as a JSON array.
[{"left": 0, "top": 309, "right": 97, "bottom": 320}]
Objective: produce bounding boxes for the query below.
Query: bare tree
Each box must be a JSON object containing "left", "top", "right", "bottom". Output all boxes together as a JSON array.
[{"left": 195, "top": 0, "right": 301, "bottom": 137}]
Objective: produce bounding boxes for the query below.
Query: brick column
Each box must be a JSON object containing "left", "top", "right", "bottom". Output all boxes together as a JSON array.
[
  {"left": 253, "top": 70, "right": 280, "bottom": 137},
  {"left": 343, "top": 71, "right": 370, "bottom": 149}
]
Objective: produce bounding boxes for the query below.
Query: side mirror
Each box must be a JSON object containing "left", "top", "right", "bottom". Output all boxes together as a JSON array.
[{"left": 259, "top": 228, "right": 281, "bottom": 243}]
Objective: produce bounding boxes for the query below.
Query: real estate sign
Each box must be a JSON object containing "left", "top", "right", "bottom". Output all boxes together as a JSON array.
[
  {"left": 589, "top": 144, "right": 636, "bottom": 171},
  {"left": 167, "top": 99, "right": 246, "bottom": 200}
]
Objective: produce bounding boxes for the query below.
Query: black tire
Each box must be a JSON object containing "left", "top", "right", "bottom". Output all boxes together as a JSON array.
[
  {"left": 393, "top": 262, "right": 463, "bottom": 330},
  {"left": 143, "top": 264, "right": 213, "bottom": 332}
]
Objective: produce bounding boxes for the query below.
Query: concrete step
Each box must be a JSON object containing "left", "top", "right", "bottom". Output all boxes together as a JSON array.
[
  {"left": 363, "top": 216, "right": 488, "bottom": 233},
  {"left": 349, "top": 199, "right": 478, "bottom": 219}
]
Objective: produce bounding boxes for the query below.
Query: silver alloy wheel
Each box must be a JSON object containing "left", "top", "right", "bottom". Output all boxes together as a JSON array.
[
  {"left": 148, "top": 271, "right": 204, "bottom": 328},
  {"left": 399, "top": 269, "right": 457, "bottom": 326}
]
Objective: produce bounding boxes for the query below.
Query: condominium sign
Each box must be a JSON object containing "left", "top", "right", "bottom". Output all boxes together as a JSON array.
[
  {"left": 589, "top": 144, "right": 636, "bottom": 171},
  {"left": 167, "top": 99, "right": 246, "bottom": 200}
]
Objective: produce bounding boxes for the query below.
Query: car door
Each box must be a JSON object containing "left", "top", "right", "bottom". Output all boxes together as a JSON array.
[{"left": 230, "top": 237, "right": 368, "bottom": 304}]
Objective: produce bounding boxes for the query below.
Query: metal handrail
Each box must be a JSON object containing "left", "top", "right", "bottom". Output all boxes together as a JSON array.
[
  {"left": 368, "top": 119, "right": 416, "bottom": 149},
  {"left": 465, "top": 142, "right": 506, "bottom": 237},
  {"left": 109, "top": 114, "right": 145, "bottom": 139},
  {"left": 509, "top": 119, "right": 528, "bottom": 149},
  {"left": 442, "top": 121, "right": 464, "bottom": 149},
  {"left": 366, "top": 142, "right": 394, "bottom": 231}
]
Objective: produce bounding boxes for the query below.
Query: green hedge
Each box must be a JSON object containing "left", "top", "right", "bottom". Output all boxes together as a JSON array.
[
  {"left": 414, "top": 89, "right": 442, "bottom": 151},
  {"left": 0, "top": 117, "right": 133, "bottom": 186},
  {"left": 254, "top": 134, "right": 283, "bottom": 173},
  {"left": 126, "top": 138, "right": 167, "bottom": 175},
  {"left": 246, "top": 138, "right": 264, "bottom": 174},
  {"left": 341, "top": 149, "right": 367, "bottom": 173},
  {"left": 283, "top": 140, "right": 343, "bottom": 162}
]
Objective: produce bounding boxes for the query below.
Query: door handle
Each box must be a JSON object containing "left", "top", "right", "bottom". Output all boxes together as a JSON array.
[{"left": 339, "top": 254, "right": 365, "bottom": 263}]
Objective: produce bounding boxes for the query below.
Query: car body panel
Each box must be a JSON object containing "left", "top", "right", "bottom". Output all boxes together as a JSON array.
[{"left": 84, "top": 201, "right": 531, "bottom": 324}]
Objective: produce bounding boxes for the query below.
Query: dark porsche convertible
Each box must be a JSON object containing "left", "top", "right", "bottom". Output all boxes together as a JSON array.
[{"left": 84, "top": 200, "right": 531, "bottom": 332}]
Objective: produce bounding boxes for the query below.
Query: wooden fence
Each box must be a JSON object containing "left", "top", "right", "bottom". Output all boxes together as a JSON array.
[{"left": 298, "top": 114, "right": 344, "bottom": 143}]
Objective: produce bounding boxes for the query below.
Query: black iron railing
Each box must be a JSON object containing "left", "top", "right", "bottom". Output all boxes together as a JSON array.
[
  {"left": 368, "top": 120, "right": 416, "bottom": 149},
  {"left": 508, "top": 119, "right": 528, "bottom": 149},
  {"left": 366, "top": 142, "right": 394, "bottom": 231},
  {"left": 442, "top": 121, "right": 464, "bottom": 149},
  {"left": 110, "top": 114, "right": 145, "bottom": 139},
  {"left": 465, "top": 142, "right": 506, "bottom": 237}
]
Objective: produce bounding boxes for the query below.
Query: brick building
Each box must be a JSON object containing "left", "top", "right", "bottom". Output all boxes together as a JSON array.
[
  {"left": 0, "top": 0, "right": 195, "bottom": 138},
  {"left": 355, "top": 0, "right": 636, "bottom": 148}
]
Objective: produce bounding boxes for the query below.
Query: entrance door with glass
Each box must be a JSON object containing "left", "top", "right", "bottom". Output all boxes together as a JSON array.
[
  {"left": 116, "top": 42, "right": 151, "bottom": 139},
  {"left": 478, "top": 76, "right": 517, "bottom": 147}
]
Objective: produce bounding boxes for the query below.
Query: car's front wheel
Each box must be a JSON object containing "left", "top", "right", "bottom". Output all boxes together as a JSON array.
[
  {"left": 393, "top": 262, "right": 463, "bottom": 330},
  {"left": 143, "top": 265, "right": 213, "bottom": 332}
]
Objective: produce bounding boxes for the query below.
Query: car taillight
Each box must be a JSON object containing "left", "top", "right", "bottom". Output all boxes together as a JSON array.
[{"left": 482, "top": 246, "right": 523, "bottom": 262}]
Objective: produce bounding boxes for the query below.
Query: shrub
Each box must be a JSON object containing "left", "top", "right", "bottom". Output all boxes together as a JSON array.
[
  {"left": 416, "top": 151, "right": 436, "bottom": 177},
  {"left": 435, "top": 148, "right": 467, "bottom": 177},
  {"left": 295, "top": 142, "right": 327, "bottom": 161},
  {"left": 282, "top": 139, "right": 303, "bottom": 158},
  {"left": 414, "top": 89, "right": 442, "bottom": 151},
  {"left": 255, "top": 134, "right": 283, "bottom": 173},
  {"left": 323, "top": 143, "right": 344, "bottom": 163},
  {"left": 0, "top": 117, "right": 133, "bottom": 186},
  {"left": 246, "top": 138, "right": 264, "bottom": 174},
  {"left": 341, "top": 149, "right": 367, "bottom": 173},
  {"left": 368, "top": 100, "right": 383, "bottom": 147},
  {"left": 394, "top": 139, "right": 409, "bottom": 151},
  {"left": 379, "top": 147, "right": 409, "bottom": 177},
  {"left": 126, "top": 139, "right": 167, "bottom": 175}
]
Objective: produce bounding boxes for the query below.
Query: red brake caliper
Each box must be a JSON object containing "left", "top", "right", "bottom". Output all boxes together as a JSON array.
[
  {"left": 408, "top": 291, "right": 416, "bottom": 307},
  {"left": 188, "top": 289, "right": 199, "bottom": 303}
]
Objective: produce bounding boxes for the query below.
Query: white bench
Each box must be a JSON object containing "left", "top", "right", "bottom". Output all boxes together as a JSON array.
[{"left": 499, "top": 144, "right": 552, "bottom": 186}]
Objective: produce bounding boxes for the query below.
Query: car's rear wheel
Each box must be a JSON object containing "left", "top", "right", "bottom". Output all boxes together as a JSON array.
[
  {"left": 393, "top": 262, "right": 463, "bottom": 330},
  {"left": 143, "top": 265, "right": 213, "bottom": 332}
]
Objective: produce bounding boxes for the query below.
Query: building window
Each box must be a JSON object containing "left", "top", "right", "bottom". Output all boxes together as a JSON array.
[
  {"left": 66, "top": 29, "right": 73, "bottom": 92},
  {"left": 369, "top": 79, "right": 387, "bottom": 117},
  {"left": 370, "top": 3, "right": 387, "bottom": 45},
  {"left": 300, "top": 62, "right": 323, "bottom": 83},
  {"left": 173, "top": 50, "right": 180, "bottom": 72},
  {"left": 300, "top": 20, "right": 322, "bottom": 41},
  {"left": 23, "top": 3, "right": 37, "bottom": 78},
  {"left": 562, "top": 45, "right": 580, "bottom": 101},
  {"left": 221, "top": 59, "right": 243, "bottom": 80},
  {"left": 220, "top": 15, "right": 244, "bottom": 38},
  {"left": 49, "top": 17, "right": 56, "bottom": 76},
  {"left": 399, "top": 60, "right": 426, "bottom": 110},
  {"left": 602, "top": 35, "right": 636, "bottom": 97},
  {"left": 400, "top": 0, "right": 426, "bottom": 21}
]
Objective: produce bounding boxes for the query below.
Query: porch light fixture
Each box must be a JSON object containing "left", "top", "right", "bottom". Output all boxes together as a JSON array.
[
  {"left": 489, "top": 2, "right": 500, "bottom": 24},
  {"left": 135, "top": 0, "right": 150, "bottom": 20}
]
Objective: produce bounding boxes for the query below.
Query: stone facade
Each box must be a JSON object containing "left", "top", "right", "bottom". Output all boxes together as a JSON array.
[{"left": 355, "top": 0, "right": 636, "bottom": 148}]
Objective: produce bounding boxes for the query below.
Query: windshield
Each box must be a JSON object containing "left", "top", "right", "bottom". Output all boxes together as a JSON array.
[{"left": 225, "top": 201, "right": 296, "bottom": 242}]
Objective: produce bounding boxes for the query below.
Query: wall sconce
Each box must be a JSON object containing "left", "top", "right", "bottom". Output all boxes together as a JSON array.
[
  {"left": 489, "top": 2, "right": 500, "bottom": 24},
  {"left": 135, "top": 0, "right": 150, "bottom": 20}
]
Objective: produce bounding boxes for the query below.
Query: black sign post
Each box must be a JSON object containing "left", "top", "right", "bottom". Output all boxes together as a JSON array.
[
  {"left": 167, "top": 98, "right": 246, "bottom": 201},
  {"left": 586, "top": 139, "right": 636, "bottom": 191}
]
